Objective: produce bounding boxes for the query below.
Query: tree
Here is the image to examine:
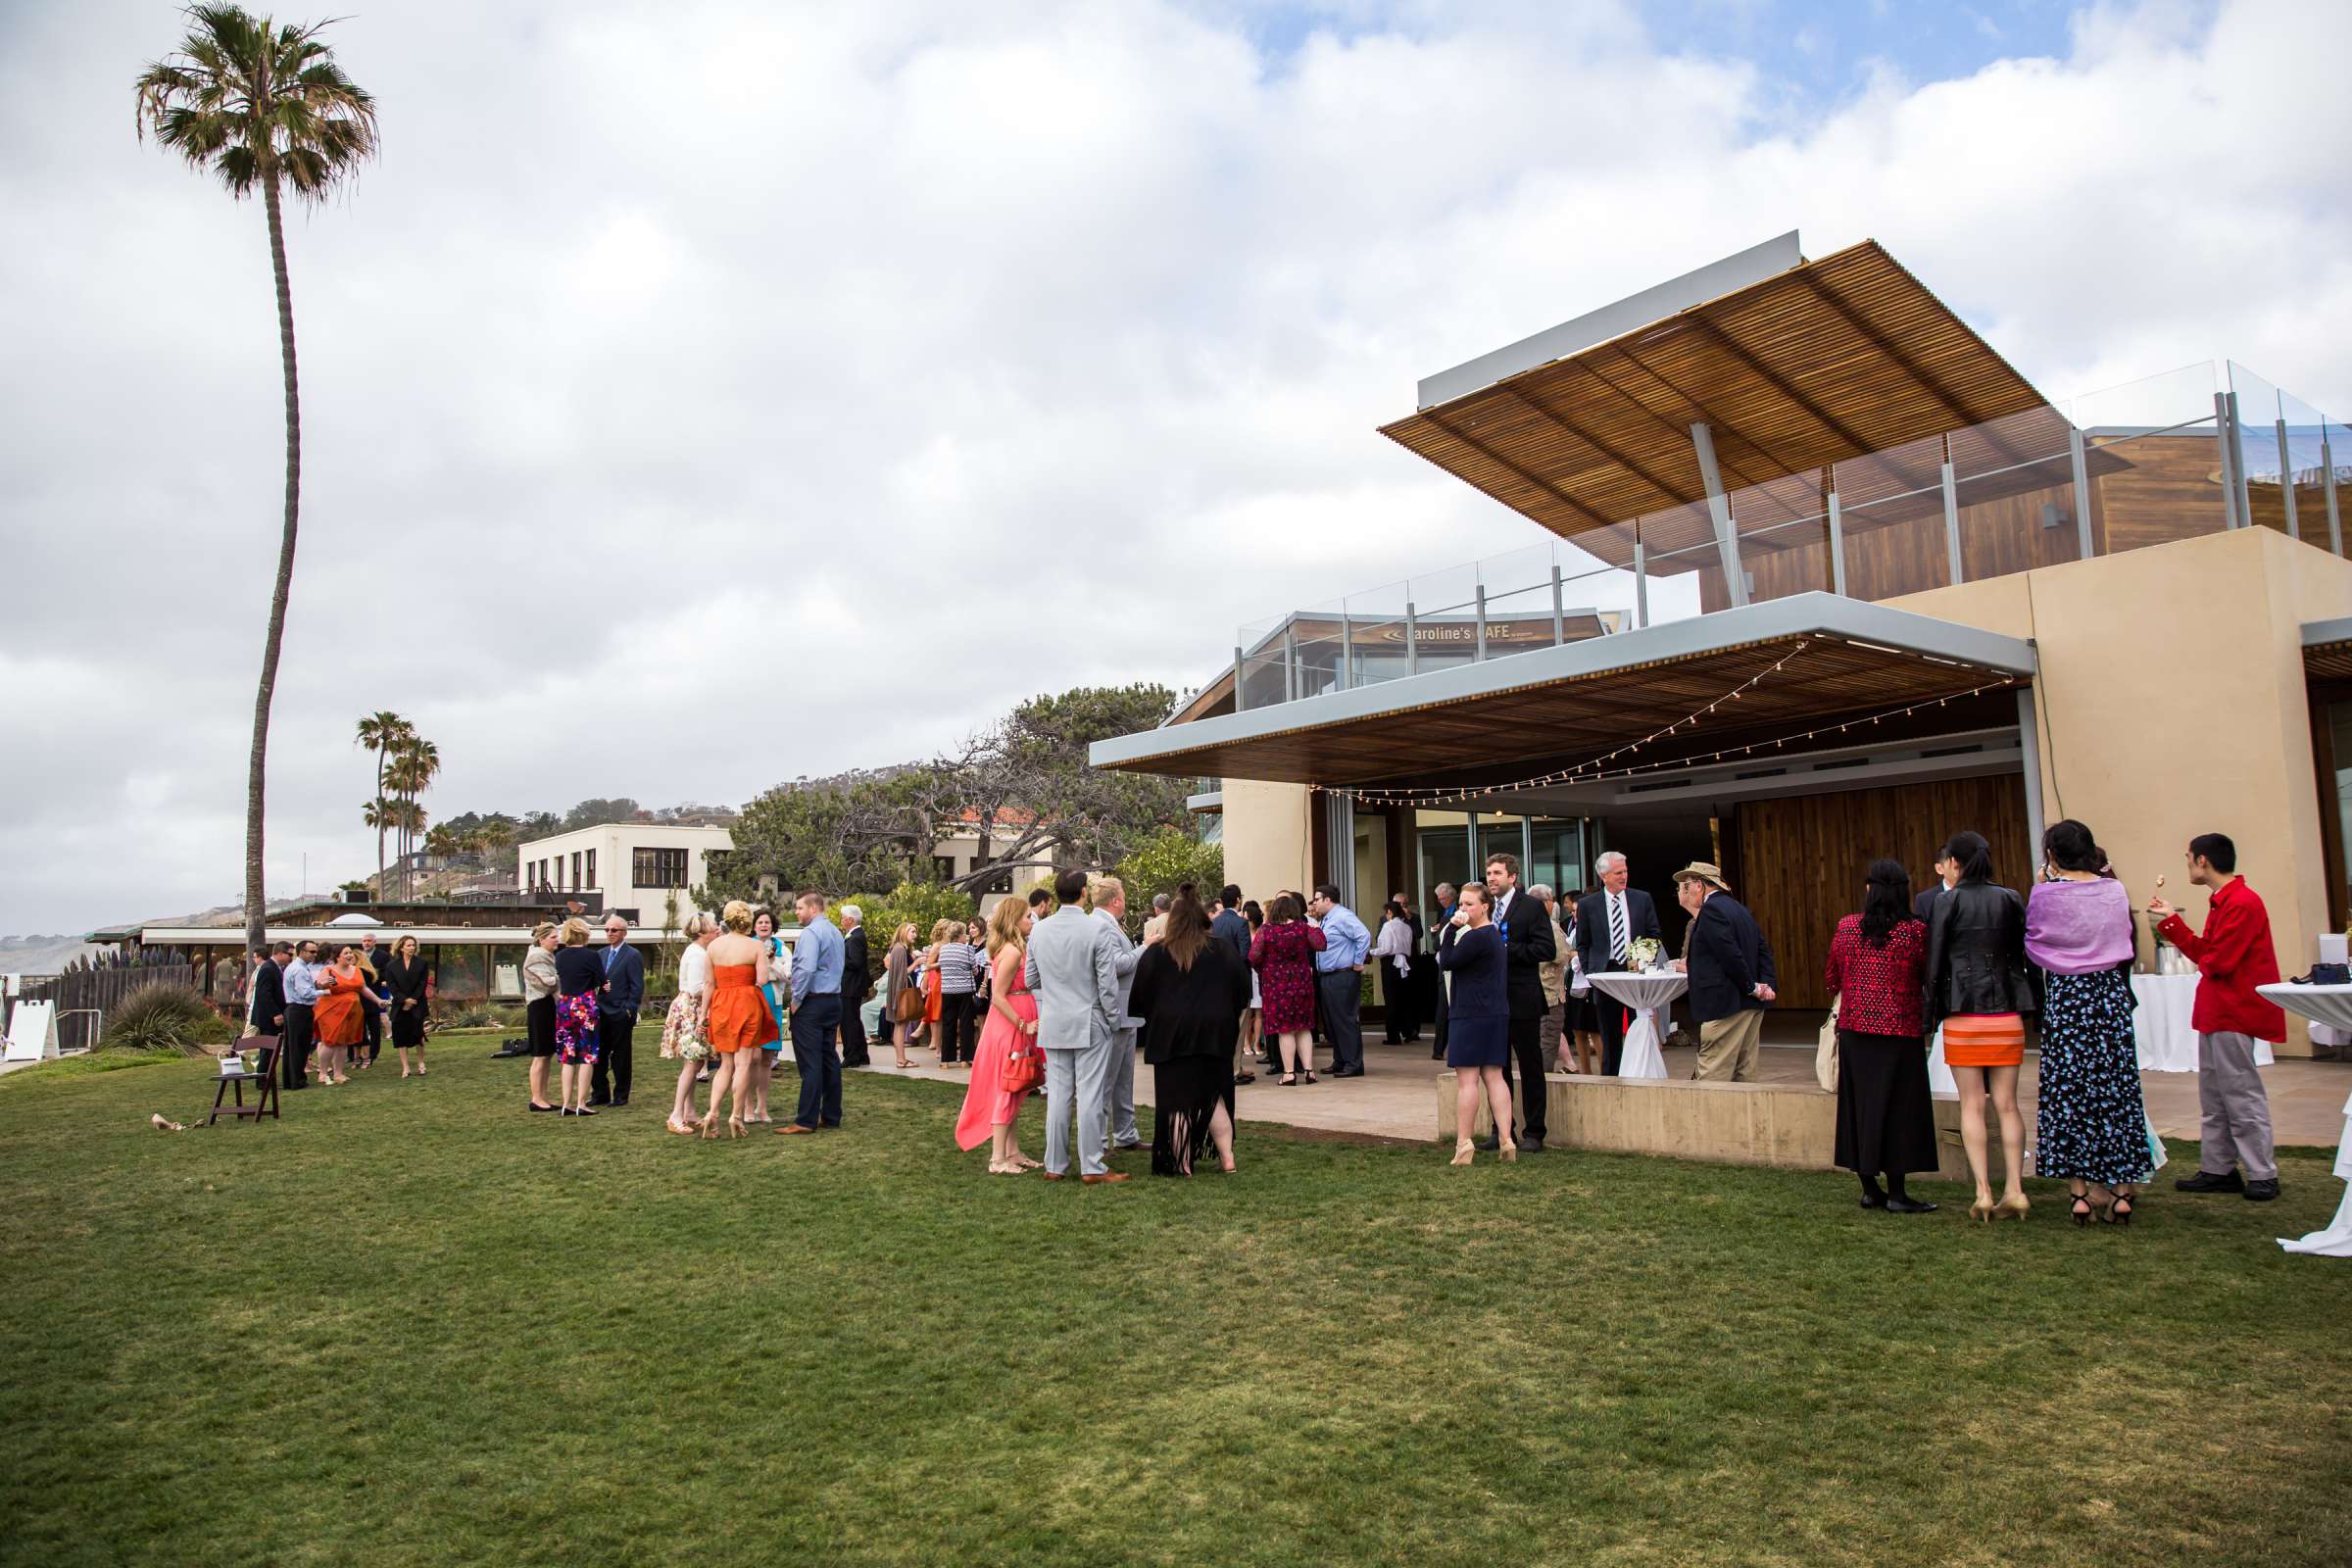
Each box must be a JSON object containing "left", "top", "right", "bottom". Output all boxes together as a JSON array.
[
  {"left": 700, "top": 773, "right": 933, "bottom": 905},
  {"left": 1113, "top": 826, "right": 1225, "bottom": 926},
  {"left": 385, "top": 734, "right": 439, "bottom": 895},
  {"left": 136, "top": 7, "right": 379, "bottom": 953},
  {"left": 355, "top": 710, "right": 411, "bottom": 896},
  {"left": 562, "top": 798, "right": 643, "bottom": 832}
]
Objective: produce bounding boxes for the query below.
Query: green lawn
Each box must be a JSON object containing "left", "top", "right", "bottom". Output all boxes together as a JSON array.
[{"left": 3, "top": 1034, "right": 2348, "bottom": 1568}]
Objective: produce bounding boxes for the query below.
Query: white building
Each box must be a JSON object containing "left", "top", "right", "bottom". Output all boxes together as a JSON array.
[{"left": 517, "top": 823, "right": 730, "bottom": 933}]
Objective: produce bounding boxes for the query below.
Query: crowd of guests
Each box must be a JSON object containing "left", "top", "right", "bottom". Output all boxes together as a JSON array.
[{"left": 244, "top": 928, "right": 430, "bottom": 1088}]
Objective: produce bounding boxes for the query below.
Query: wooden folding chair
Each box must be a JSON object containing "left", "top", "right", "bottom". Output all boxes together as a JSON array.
[{"left": 206, "top": 1038, "right": 280, "bottom": 1125}]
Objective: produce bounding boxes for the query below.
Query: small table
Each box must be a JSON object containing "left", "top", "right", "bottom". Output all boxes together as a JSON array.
[
  {"left": 2138, "top": 973, "right": 2273, "bottom": 1070},
  {"left": 1583, "top": 971, "right": 1684, "bottom": 1081},
  {"left": 2257, "top": 984, "right": 2352, "bottom": 1258}
]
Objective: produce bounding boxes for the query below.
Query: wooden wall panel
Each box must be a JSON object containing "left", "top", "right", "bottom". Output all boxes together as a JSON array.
[{"left": 1730, "top": 773, "right": 2033, "bottom": 1010}]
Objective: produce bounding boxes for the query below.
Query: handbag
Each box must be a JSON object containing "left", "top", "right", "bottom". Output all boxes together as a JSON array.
[
  {"left": 1002, "top": 1030, "right": 1044, "bottom": 1095},
  {"left": 893, "top": 983, "right": 925, "bottom": 1023},
  {"left": 1815, "top": 1002, "right": 1839, "bottom": 1092}
]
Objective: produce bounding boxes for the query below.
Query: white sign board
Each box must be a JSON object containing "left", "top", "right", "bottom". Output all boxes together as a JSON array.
[
  {"left": 4, "top": 1000, "right": 60, "bottom": 1062},
  {"left": 492, "top": 963, "right": 521, "bottom": 1000}
]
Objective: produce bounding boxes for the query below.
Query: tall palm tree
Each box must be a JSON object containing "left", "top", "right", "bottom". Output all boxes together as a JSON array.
[
  {"left": 355, "top": 710, "right": 411, "bottom": 895},
  {"left": 137, "top": 8, "right": 379, "bottom": 954},
  {"left": 386, "top": 735, "right": 439, "bottom": 896}
]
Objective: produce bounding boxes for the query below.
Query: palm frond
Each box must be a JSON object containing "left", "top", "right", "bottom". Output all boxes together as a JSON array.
[{"left": 133, "top": 5, "right": 376, "bottom": 204}]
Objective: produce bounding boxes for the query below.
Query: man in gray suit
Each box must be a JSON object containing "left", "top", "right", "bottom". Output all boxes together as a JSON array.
[
  {"left": 1089, "top": 874, "right": 1150, "bottom": 1157},
  {"left": 1023, "top": 867, "right": 1128, "bottom": 1184}
]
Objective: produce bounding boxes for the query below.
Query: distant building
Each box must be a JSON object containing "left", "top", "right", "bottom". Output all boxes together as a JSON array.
[{"left": 516, "top": 823, "right": 730, "bottom": 931}]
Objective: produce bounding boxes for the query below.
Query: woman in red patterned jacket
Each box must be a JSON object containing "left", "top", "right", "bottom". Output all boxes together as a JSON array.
[{"left": 1824, "top": 858, "right": 1939, "bottom": 1214}]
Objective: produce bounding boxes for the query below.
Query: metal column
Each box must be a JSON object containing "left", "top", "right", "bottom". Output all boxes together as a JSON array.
[
  {"left": 1283, "top": 622, "right": 1298, "bottom": 702},
  {"left": 2325, "top": 434, "right": 2343, "bottom": 557},
  {"left": 1632, "top": 537, "right": 1649, "bottom": 627},
  {"left": 1232, "top": 645, "right": 1247, "bottom": 713},
  {"left": 1550, "top": 564, "right": 1566, "bottom": 645},
  {"left": 1404, "top": 601, "right": 1420, "bottom": 676},
  {"left": 1939, "top": 457, "right": 1964, "bottom": 585},
  {"left": 2215, "top": 393, "right": 2242, "bottom": 529},
  {"left": 2068, "top": 425, "right": 2094, "bottom": 560},
  {"left": 1826, "top": 491, "right": 1848, "bottom": 595},
  {"left": 1474, "top": 584, "right": 1489, "bottom": 661},
  {"left": 1338, "top": 606, "right": 1353, "bottom": 691},
  {"left": 2228, "top": 391, "right": 2254, "bottom": 529},
  {"left": 1690, "top": 421, "right": 1747, "bottom": 607},
  {"left": 2016, "top": 687, "right": 2046, "bottom": 866},
  {"left": 2278, "top": 418, "right": 2301, "bottom": 542}
]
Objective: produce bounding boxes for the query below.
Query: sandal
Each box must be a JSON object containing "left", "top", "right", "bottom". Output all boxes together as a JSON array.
[
  {"left": 1301, "top": 1071, "right": 1318, "bottom": 1085},
  {"left": 1279, "top": 1073, "right": 1296, "bottom": 1087}
]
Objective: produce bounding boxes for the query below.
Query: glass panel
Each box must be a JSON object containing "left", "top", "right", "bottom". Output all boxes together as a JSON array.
[
  {"left": 1556, "top": 517, "right": 1642, "bottom": 634},
  {"left": 1344, "top": 578, "right": 1411, "bottom": 691},
  {"left": 2230, "top": 362, "right": 2290, "bottom": 536},
  {"left": 1477, "top": 818, "right": 1527, "bottom": 876},
  {"left": 2066, "top": 361, "right": 2216, "bottom": 434},
  {"left": 1638, "top": 501, "right": 1718, "bottom": 623},
  {"left": 1729, "top": 469, "right": 1832, "bottom": 604},
  {"left": 1290, "top": 599, "right": 1345, "bottom": 700},
  {"left": 2084, "top": 416, "right": 2230, "bottom": 558},
  {"left": 2279, "top": 388, "right": 2330, "bottom": 551},
  {"left": 1414, "top": 811, "right": 1472, "bottom": 916},
  {"left": 1832, "top": 432, "right": 1951, "bottom": 601},
  {"left": 1404, "top": 560, "right": 1481, "bottom": 677},
  {"left": 1529, "top": 818, "right": 1584, "bottom": 900},
  {"left": 1950, "top": 403, "right": 2082, "bottom": 576},
  {"left": 1235, "top": 612, "right": 1289, "bottom": 709},
  {"left": 2328, "top": 416, "right": 2352, "bottom": 556}
]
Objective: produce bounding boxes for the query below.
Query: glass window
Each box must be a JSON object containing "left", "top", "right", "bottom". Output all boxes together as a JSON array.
[
  {"left": 1415, "top": 811, "right": 1471, "bottom": 917},
  {"left": 586, "top": 849, "right": 596, "bottom": 890},
  {"left": 2331, "top": 700, "right": 2352, "bottom": 923},
  {"left": 632, "top": 848, "right": 689, "bottom": 888},
  {"left": 1477, "top": 818, "right": 1527, "bottom": 878},
  {"left": 1530, "top": 819, "right": 1584, "bottom": 899}
]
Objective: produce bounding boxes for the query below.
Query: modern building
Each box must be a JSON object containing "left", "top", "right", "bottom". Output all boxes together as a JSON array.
[
  {"left": 517, "top": 822, "right": 729, "bottom": 930},
  {"left": 1099, "top": 231, "right": 2352, "bottom": 1053}
]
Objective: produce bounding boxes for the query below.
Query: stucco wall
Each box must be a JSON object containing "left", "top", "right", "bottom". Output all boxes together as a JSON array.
[
  {"left": 1892, "top": 527, "right": 2352, "bottom": 1054},
  {"left": 1221, "top": 779, "right": 1311, "bottom": 906}
]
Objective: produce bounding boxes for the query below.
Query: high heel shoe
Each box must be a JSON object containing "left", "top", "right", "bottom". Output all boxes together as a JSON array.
[
  {"left": 2102, "top": 1191, "right": 2134, "bottom": 1226},
  {"left": 2071, "top": 1193, "right": 2094, "bottom": 1227},
  {"left": 1498, "top": 1133, "right": 1518, "bottom": 1163},
  {"left": 1968, "top": 1197, "right": 1995, "bottom": 1223},
  {"left": 1994, "top": 1192, "right": 2030, "bottom": 1222},
  {"left": 1450, "top": 1138, "right": 1475, "bottom": 1166},
  {"left": 697, "top": 1113, "right": 720, "bottom": 1140},
  {"left": 729, "top": 1115, "right": 748, "bottom": 1139}
]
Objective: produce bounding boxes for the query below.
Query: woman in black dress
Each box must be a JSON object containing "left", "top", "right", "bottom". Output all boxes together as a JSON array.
[
  {"left": 1438, "top": 883, "right": 1514, "bottom": 1165},
  {"left": 1130, "top": 889, "right": 1251, "bottom": 1176},
  {"left": 382, "top": 934, "right": 431, "bottom": 1078},
  {"left": 1823, "top": 859, "right": 1938, "bottom": 1213}
]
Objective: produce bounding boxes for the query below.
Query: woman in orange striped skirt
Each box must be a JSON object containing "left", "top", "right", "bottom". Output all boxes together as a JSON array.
[{"left": 1924, "top": 830, "right": 2039, "bottom": 1221}]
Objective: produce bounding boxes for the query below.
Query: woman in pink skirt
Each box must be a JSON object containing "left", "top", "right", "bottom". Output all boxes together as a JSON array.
[{"left": 956, "top": 897, "right": 1041, "bottom": 1173}]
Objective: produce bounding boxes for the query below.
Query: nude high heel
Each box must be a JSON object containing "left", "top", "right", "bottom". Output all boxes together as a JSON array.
[
  {"left": 1498, "top": 1132, "right": 1518, "bottom": 1164},
  {"left": 1450, "top": 1138, "right": 1475, "bottom": 1166},
  {"left": 1994, "top": 1192, "right": 2030, "bottom": 1222}
]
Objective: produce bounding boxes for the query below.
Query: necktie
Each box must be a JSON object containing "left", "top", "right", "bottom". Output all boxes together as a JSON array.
[
  {"left": 1609, "top": 894, "right": 1629, "bottom": 962},
  {"left": 603, "top": 946, "right": 615, "bottom": 973}
]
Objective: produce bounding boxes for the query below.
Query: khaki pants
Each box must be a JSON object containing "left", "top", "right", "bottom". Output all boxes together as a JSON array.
[
  {"left": 1693, "top": 1009, "right": 1764, "bottom": 1083},
  {"left": 1539, "top": 1001, "right": 1564, "bottom": 1071}
]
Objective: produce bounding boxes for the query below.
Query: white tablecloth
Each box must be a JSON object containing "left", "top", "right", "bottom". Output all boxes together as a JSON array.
[
  {"left": 1585, "top": 971, "right": 1683, "bottom": 1081},
  {"left": 2123, "top": 973, "right": 2275, "bottom": 1070},
  {"left": 2259, "top": 986, "right": 2352, "bottom": 1257}
]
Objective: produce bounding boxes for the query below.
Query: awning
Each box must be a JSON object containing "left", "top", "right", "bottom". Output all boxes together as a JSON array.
[
  {"left": 2305, "top": 615, "right": 2352, "bottom": 680},
  {"left": 1378, "top": 239, "right": 2051, "bottom": 550},
  {"left": 1090, "top": 594, "right": 2036, "bottom": 791}
]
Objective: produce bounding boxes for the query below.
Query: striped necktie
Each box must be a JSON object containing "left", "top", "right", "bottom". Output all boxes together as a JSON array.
[{"left": 1609, "top": 894, "right": 1629, "bottom": 963}]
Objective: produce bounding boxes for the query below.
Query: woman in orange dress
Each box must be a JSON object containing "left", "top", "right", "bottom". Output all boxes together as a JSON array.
[
  {"left": 918, "top": 919, "right": 948, "bottom": 1054},
  {"left": 1924, "top": 829, "right": 2038, "bottom": 1222},
  {"left": 956, "top": 898, "right": 1041, "bottom": 1173},
  {"left": 700, "top": 900, "right": 778, "bottom": 1138},
  {"left": 310, "top": 946, "right": 372, "bottom": 1085}
]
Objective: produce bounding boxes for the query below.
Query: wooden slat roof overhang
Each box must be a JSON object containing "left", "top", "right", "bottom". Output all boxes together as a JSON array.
[
  {"left": 1090, "top": 594, "right": 2036, "bottom": 792},
  {"left": 2302, "top": 615, "right": 2352, "bottom": 680},
  {"left": 1378, "top": 240, "right": 2054, "bottom": 567}
]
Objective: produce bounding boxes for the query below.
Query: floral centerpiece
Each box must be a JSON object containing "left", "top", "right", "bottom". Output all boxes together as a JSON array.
[{"left": 1625, "top": 937, "right": 1663, "bottom": 972}]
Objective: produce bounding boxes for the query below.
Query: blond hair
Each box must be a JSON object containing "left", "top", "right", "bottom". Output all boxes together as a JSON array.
[
  {"left": 681, "top": 911, "right": 714, "bottom": 941},
  {"left": 986, "top": 898, "right": 1027, "bottom": 956},
  {"left": 929, "top": 919, "right": 951, "bottom": 945},
  {"left": 721, "top": 900, "right": 756, "bottom": 935},
  {"left": 560, "top": 917, "right": 591, "bottom": 947},
  {"left": 530, "top": 921, "right": 558, "bottom": 944}
]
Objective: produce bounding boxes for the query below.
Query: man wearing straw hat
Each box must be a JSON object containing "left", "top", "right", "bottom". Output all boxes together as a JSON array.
[{"left": 1671, "top": 861, "right": 1778, "bottom": 1083}]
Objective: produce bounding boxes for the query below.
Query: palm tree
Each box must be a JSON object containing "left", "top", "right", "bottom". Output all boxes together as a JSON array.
[
  {"left": 385, "top": 735, "right": 439, "bottom": 895},
  {"left": 360, "top": 798, "right": 391, "bottom": 891},
  {"left": 355, "top": 710, "right": 411, "bottom": 896},
  {"left": 136, "top": 8, "right": 379, "bottom": 954}
]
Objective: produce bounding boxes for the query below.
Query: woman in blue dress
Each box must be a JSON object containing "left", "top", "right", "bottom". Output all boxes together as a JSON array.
[{"left": 1439, "top": 883, "right": 1515, "bottom": 1165}]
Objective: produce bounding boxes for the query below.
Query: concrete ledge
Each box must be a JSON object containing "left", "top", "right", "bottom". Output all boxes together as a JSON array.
[{"left": 1438, "top": 1071, "right": 1997, "bottom": 1182}]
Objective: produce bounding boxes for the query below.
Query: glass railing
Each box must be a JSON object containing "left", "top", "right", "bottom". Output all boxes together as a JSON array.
[{"left": 1221, "top": 360, "right": 2346, "bottom": 712}]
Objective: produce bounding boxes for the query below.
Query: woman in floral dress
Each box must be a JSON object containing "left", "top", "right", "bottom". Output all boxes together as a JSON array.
[
  {"left": 1250, "top": 892, "right": 1326, "bottom": 1085},
  {"left": 2026, "top": 819, "right": 2153, "bottom": 1225}
]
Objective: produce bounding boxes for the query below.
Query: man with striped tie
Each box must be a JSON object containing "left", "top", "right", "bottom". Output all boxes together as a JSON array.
[{"left": 1573, "top": 851, "right": 1662, "bottom": 1077}]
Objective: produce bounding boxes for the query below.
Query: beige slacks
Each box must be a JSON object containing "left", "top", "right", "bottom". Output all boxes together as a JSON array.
[{"left": 1693, "top": 1008, "right": 1765, "bottom": 1082}]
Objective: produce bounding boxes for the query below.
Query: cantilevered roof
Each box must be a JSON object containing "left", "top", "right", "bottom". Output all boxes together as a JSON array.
[
  {"left": 1379, "top": 239, "right": 2051, "bottom": 547},
  {"left": 1090, "top": 594, "right": 2035, "bottom": 791},
  {"left": 2303, "top": 615, "right": 2352, "bottom": 680}
]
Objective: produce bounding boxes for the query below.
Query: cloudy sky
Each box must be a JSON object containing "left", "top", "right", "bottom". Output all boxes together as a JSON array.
[{"left": 4, "top": 0, "right": 2349, "bottom": 935}]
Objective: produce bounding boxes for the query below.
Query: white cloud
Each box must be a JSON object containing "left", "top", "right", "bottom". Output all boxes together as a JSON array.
[{"left": 3, "top": 0, "right": 2348, "bottom": 932}]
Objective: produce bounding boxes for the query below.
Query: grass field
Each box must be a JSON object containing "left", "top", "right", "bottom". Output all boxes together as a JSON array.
[{"left": 3, "top": 1033, "right": 2348, "bottom": 1568}]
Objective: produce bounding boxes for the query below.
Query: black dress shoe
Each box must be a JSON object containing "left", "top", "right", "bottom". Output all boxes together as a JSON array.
[
  {"left": 2243, "top": 1178, "right": 2281, "bottom": 1201},
  {"left": 1858, "top": 1190, "right": 1888, "bottom": 1209},
  {"left": 610, "top": 1098, "right": 629, "bottom": 1108},
  {"left": 2176, "top": 1169, "right": 2245, "bottom": 1193},
  {"left": 1884, "top": 1196, "right": 1938, "bottom": 1214},
  {"left": 587, "top": 1097, "right": 611, "bottom": 1107},
  {"left": 1477, "top": 1134, "right": 1502, "bottom": 1152},
  {"left": 1518, "top": 1137, "right": 1544, "bottom": 1154},
  {"left": 528, "top": 1102, "right": 559, "bottom": 1112},
  {"left": 1331, "top": 1066, "right": 1365, "bottom": 1078}
]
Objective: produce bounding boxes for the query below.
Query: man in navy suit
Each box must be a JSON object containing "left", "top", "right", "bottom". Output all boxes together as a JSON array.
[
  {"left": 591, "top": 914, "right": 645, "bottom": 1107},
  {"left": 1673, "top": 861, "right": 1778, "bottom": 1082},
  {"left": 1574, "top": 852, "right": 1662, "bottom": 1077},
  {"left": 1482, "top": 853, "right": 1557, "bottom": 1152}
]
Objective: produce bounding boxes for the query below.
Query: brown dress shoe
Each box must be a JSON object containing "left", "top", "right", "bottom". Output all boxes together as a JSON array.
[
  {"left": 1081, "top": 1171, "right": 1131, "bottom": 1185},
  {"left": 777, "top": 1124, "right": 817, "bottom": 1135},
  {"left": 1039, "top": 1170, "right": 1066, "bottom": 1181}
]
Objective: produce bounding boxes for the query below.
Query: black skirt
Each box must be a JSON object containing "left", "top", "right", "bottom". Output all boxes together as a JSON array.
[
  {"left": 1151, "top": 1055, "right": 1235, "bottom": 1176},
  {"left": 391, "top": 1004, "right": 426, "bottom": 1049},
  {"left": 1834, "top": 1029, "right": 1938, "bottom": 1176},
  {"left": 526, "top": 995, "right": 558, "bottom": 1057}
]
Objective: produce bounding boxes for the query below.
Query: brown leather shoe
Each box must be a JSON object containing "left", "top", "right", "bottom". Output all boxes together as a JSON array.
[
  {"left": 1081, "top": 1171, "right": 1131, "bottom": 1185},
  {"left": 777, "top": 1124, "right": 817, "bottom": 1135},
  {"left": 1039, "top": 1170, "right": 1066, "bottom": 1181}
]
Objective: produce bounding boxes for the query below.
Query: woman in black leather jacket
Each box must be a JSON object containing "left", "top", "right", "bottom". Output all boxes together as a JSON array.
[{"left": 1925, "top": 830, "right": 2037, "bottom": 1221}]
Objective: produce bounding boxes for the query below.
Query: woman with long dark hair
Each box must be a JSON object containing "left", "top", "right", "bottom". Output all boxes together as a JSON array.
[
  {"left": 1131, "top": 888, "right": 1250, "bottom": 1175},
  {"left": 1250, "top": 893, "right": 1326, "bottom": 1085},
  {"left": 2026, "top": 819, "right": 2152, "bottom": 1226},
  {"left": 1824, "top": 859, "right": 1937, "bottom": 1212},
  {"left": 1925, "top": 830, "right": 2037, "bottom": 1220}
]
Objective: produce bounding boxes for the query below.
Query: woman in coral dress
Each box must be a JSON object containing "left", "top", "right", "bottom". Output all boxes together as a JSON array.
[
  {"left": 700, "top": 900, "right": 779, "bottom": 1138},
  {"left": 1250, "top": 892, "right": 1326, "bottom": 1084},
  {"left": 309, "top": 946, "right": 372, "bottom": 1085},
  {"left": 956, "top": 899, "right": 1041, "bottom": 1173}
]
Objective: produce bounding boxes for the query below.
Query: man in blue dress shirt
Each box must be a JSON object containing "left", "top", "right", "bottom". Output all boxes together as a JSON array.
[
  {"left": 779, "top": 892, "right": 846, "bottom": 1134},
  {"left": 280, "top": 938, "right": 320, "bottom": 1090},
  {"left": 1308, "top": 885, "right": 1371, "bottom": 1077}
]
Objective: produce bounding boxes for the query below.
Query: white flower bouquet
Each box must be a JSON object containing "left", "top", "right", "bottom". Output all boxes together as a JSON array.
[{"left": 1626, "top": 937, "right": 1663, "bottom": 972}]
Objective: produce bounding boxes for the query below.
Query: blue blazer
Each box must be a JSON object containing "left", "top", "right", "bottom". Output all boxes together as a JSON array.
[
  {"left": 1436, "top": 921, "right": 1507, "bottom": 1021},
  {"left": 599, "top": 943, "right": 645, "bottom": 1015}
]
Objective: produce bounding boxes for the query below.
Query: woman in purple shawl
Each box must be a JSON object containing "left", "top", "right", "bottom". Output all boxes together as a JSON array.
[{"left": 2025, "top": 819, "right": 2154, "bottom": 1225}]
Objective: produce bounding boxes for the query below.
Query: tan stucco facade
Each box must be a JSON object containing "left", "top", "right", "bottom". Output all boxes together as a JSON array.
[
  {"left": 1220, "top": 778, "right": 1313, "bottom": 906},
  {"left": 1890, "top": 526, "right": 2352, "bottom": 1054}
]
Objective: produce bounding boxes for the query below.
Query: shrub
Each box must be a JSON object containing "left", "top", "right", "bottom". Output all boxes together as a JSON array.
[
  {"left": 434, "top": 1002, "right": 524, "bottom": 1031},
  {"left": 103, "top": 986, "right": 227, "bottom": 1054},
  {"left": 838, "top": 880, "right": 976, "bottom": 945}
]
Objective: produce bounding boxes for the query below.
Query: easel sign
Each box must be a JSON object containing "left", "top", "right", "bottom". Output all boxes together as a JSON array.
[{"left": 4, "top": 999, "right": 60, "bottom": 1063}]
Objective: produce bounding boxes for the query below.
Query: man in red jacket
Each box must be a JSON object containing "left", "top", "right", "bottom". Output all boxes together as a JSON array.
[{"left": 2147, "top": 832, "right": 2282, "bottom": 1201}]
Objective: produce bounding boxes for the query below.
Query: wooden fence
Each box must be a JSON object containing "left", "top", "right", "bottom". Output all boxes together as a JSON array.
[{"left": 5, "top": 965, "right": 196, "bottom": 1052}]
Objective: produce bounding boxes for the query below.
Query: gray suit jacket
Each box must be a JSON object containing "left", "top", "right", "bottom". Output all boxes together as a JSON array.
[
  {"left": 1023, "top": 906, "right": 1116, "bottom": 1053},
  {"left": 1092, "top": 906, "right": 1143, "bottom": 1034}
]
